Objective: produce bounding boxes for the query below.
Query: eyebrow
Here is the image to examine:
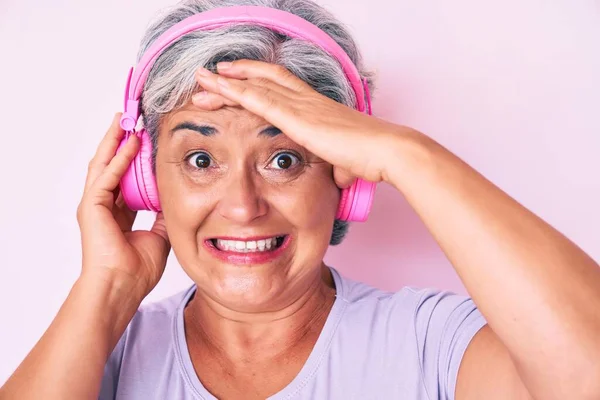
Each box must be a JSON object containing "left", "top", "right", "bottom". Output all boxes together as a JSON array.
[
  {"left": 169, "top": 122, "right": 282, "bottom": 138},
  {"left": 259, "top": 126, "right": 282, "bottom": 137},
  {"left": 170, "top": 122, "right": 217, "bottom": 137}
]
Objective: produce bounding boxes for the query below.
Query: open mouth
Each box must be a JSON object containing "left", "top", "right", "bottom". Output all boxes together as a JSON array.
[{"left": 209, "top": 236, "right": 287, "bottom": 253}]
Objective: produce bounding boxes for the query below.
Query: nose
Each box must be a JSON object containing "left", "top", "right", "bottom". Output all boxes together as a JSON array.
[{"left": 216, "top": 167, "right": 268, "bottom": 224}]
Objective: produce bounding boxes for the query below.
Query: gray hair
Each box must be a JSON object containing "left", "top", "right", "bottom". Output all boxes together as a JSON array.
[{"left": 137, "top": 0, "right": 375, "bottom": 245}]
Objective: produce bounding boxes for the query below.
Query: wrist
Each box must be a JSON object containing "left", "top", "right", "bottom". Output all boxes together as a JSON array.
[
  {"left": 381, "top": 126, "right": 437, "bottom": 190},
  {"left": 79, "top": 266, "right": 151, "bottom": 301},
  {"left": 74, "top": 271, "right": 144, "bottom": 343}
]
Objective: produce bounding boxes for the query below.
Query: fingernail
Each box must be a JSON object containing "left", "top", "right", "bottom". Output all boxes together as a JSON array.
[
  {"left": 216, "top": 76, "right": 230, "bottom": 88},
  {"left": 217, "top": 62, "right": 232, "bottom": 70},
  {"left": 196, "top": 66, "right": 211, "bottom": 77}
]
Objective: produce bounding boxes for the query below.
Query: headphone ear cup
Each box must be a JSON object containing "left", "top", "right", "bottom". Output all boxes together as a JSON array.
[
  {"left": 136, "top": 129, "right": 161, "bottom": 211},
  {"left": 336, "top": 186, "right": 352, "bottom": 221},
  {"left": 336, "top": 178, "right": 376, "bottom": 222},
  {"left": 334, "top": 79, "right": 376, "bottom": 222},
  {"left": 118, "top": 129, "right": 161, "bottom": 212}
]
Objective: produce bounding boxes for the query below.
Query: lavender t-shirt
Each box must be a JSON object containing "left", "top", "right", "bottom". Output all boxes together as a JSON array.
[{"left": 99, "top": 267, "right": 486, "bottom": 400}]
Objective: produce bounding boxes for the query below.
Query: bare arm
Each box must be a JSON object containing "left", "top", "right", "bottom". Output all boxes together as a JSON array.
[
  {"left": 1, "top": 114, "right": 170, "bottom": 399},
  {"left": 0, "top": 274, "right": 141, "bottom": 400},
  {"left": 385, "top": 129, "right": 600, "bottom": 400},
  {"left": 181, "top": 59, "right": 600, "bottom": 399}
]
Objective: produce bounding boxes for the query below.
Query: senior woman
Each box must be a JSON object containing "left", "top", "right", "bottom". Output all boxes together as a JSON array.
[{"left": 2, "top": 0, "right": 600, "bottom": 399}]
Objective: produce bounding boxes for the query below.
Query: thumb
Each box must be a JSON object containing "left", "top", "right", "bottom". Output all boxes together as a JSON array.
[
  {"left": 333, "top": 166, "right": 356, "bottom": 189},
  {"left": 151, "top": 212, "right": 171, "bottom": 248}
]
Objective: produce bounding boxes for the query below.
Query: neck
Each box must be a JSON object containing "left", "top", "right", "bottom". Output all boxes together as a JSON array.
[{"left": 184, "top": 264, "right": 336, "bottom": 364}]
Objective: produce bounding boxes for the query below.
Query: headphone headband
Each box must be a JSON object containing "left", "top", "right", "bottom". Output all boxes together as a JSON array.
[{"left": 120, "top": 5, "right": 370, "bottom": 131}]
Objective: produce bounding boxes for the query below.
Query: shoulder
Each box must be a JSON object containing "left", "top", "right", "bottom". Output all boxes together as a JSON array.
[
  {"left": 331, "top": 268, "right": 487, "bottom": 399},
  {"left": 99, "top": 285, "right": 195, "bottom": 399},
  {"left": 115, "top": 286, "right": 193, "bottom": 346},
  {"left": 333, "top": 266, "right": 469, "bottom": 315},
  {"left": 123, "top": 285, "right": 195, "bottom": 350},
  {"left": 334, "top": 268, "right": 485, "bottom": 343},
  {"left": 132, "top": 286, "right": 192, "bottom": 326},
  {"left": 109, "top": 284, "right": 194, "bottom": 354}
]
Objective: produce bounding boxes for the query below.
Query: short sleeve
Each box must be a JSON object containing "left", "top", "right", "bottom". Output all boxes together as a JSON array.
[
  {"left": 410, "top": 288, "right": 487, "bottom": 400},
  {"left": 98, "top": 330, "right": 127, "bottom": 400}
]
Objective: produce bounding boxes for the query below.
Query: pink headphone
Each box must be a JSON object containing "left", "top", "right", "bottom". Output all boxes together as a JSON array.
[{"left": 118, "top": 5, "right": 377, "bottom": 222}]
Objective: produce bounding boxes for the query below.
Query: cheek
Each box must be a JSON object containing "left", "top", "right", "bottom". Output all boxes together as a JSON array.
[
  {"left": 155, "top": 153, "right": 340, "bottom": 243},
  {"left": 270, "top": 168, "right": 340, "bottom": 232},
  {"left": 154, "top": 161, "right": 218, "bottom": 248},
  {"left": 270, "top": 172, "right": 340, "bottom": 271}
]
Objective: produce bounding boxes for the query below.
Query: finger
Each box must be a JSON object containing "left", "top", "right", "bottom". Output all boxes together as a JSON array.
[
  {"left": 89, "top": 134, "right": 139, "bottom": 202},
  {"left": 333, "top": 166, "right": 356, "bottom": 189},
  {"left": 113, "top": 190, "right": 138, "bottom": 232},
  {"left": 215, "top": 60, "right": 309, "bottom": 93},
  {"left": 195, "top": 66, "right": 295, "bottom": 98},
  {"left": 151, "top": 212, "right": 170, "bottom": 246},
  {"left": 113, "top": 187, "right": 125, "bottom": 208},
  {"left": 197, "top": 73, "right": 297, "bottom": 135},
  {"left": 191, "top": 90, "right": 239, "bottom": 110},
  {"left": 84, "top": 113, "right": 127, "bottom": 193},
  {"left": 114, "top": 203, "right": 137, "bottom": 232}
]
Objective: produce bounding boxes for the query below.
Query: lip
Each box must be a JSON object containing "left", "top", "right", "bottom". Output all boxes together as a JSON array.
[{"left": 203, "top": 235, "right": 291, "bottom": 265}]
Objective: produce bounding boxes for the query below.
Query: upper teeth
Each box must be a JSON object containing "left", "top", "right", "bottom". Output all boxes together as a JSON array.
[{"left": 215, "top": 237, "right": 281, "bottom": 252}]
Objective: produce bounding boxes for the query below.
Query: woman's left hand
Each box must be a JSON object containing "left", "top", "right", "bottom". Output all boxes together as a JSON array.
[
  {"left": 192, "top": 59, "right": 409, "bottom": 188},
  {"left": 192, "top": 60, "right": 600, "bottom": 400}
]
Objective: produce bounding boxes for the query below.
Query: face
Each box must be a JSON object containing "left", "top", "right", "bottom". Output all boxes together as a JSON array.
[{"left": 155, "top": 102, "right": 340, "bottom": 312}]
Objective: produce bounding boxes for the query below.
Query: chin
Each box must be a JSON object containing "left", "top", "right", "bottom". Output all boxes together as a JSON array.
[
  {"left": 179, "top": 231, "right": 329, "bottom": 310},
  {"left": 206, "top": 269, "right": 289, "bottom": 312}
]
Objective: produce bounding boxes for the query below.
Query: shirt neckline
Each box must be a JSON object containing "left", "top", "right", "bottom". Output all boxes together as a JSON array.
[{"left": 173, "top": 267, "right": 347, "bottom": 400}]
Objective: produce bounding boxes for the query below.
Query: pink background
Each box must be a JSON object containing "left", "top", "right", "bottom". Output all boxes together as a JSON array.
[{"left": 1, "top": 0, "right": 598, "bottom": 384}]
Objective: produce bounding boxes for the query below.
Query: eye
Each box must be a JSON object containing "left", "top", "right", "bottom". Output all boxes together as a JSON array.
[
  {"left": 187, "top": 152, "right": 212, "bottom": 169},
  {"left": 269, "top": 152, "right": 300, "bottom": 170}
]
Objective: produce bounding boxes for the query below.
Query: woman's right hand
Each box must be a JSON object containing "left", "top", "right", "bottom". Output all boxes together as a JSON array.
[
  {"left": 0, "top": 115, "right": 170, "bottom": 399},
  {"left": 76, "top": 113, "right": 170, "bottom": 300}
]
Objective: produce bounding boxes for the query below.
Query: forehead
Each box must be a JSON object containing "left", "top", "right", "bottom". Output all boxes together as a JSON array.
[{"left": 162, "top": 103, "right": 278, "bottom": 137}]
